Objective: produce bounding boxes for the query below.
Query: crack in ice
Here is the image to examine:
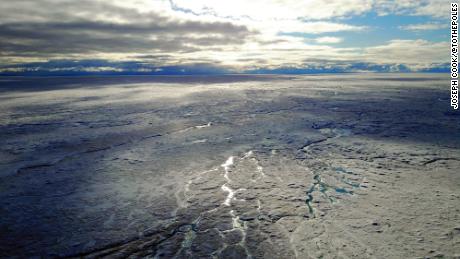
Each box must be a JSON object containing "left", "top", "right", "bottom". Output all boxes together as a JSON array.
[
  {"left": 221, "top": 184, "right": 235, "bottom": 206},
  {"left": 221, "top": 156, "right": 234, "bottom": 182},
  {"left": 221, "top": 156, "right": 235, "bottom": 206}
]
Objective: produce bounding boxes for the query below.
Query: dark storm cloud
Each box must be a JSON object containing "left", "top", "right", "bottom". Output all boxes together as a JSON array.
[
  {"left": 0, "top": 22, "right": 248, "bottom": 54},
  {"left": 0, "top": 0, "right": 254, "bottom": 59}
]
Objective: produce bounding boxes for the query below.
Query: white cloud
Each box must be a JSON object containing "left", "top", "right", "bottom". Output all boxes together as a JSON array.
[
  {"left": 276, "top": 21, "right": 366, "bottom": 34},
  {"left": 315, "top": 37, "right": 343, "bottom": 44},
  {"left": 363, "top": 39, "right": 448, "bottom": 70},
  {"left": 375, "top": 0, "right": 448, "bottom": 18},
  {"left": 399, "top": 22, "right": 448, "bottom": 31},
  {"left": 170, "top": 0, "right": 374, "bottom": 20},
  {"left": 169, "top": 0, "right": 447, "bottom": 21}
]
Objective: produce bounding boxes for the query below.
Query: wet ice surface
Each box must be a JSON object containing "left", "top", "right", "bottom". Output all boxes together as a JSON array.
[{"left": 1, "top": 74, "right": 459, "bottom": 258}]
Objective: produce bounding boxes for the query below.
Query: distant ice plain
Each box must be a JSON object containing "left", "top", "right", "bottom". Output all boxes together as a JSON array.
[{"left": 0, "top": 74, "right": 459, "bottom": 258}]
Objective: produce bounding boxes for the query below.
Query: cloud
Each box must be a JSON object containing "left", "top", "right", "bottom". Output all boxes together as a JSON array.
[
  {"left": 0, "top": 0, "right": 450, "bottom": 73},
  {"left": 363, "top": 39, "right": 448, "bottom": 70},
  {"left": 277, "top": 21, "right": 367, "bottom": 34},
  {"left": 399, "top": 22, "right": 448, "bottom": 31},
  {"left": 374, "top": 0, "right": 448, "bottom": 18},
  {"left": 0, "top": 0, "right": 254, "bottom": 65},
  {"left": 315, "top": 37, "right": 343, "bottom": 44},
  {"left": 170, "top": 0, "right": 447, "bottom": 21},
  {"left": 169, "top": 0, "right": 374, "bottom": 20}
]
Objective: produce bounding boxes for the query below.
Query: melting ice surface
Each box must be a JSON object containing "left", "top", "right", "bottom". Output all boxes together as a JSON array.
[
  {"left": 195, "top": 122, "right": 212, "bottom": 129},
  {"left": 319, "top": 128, "right": 352, "bottom": 137},
  {"left": 221, "top": 156, "right": 234, "bottom": 182},
  {"left": 221, "top": 156, "right": 235, "bottom": 206},
  {"left": 221, "top": 184, "right": 235, "bottom": 206}
]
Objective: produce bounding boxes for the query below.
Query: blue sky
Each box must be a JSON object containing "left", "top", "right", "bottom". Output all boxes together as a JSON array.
[
  {"left": 0, "top": 0, "right": 450, "bottom": 75},
  {"left": 282, "top": 12, "right": 448, "bottom": 48}
]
